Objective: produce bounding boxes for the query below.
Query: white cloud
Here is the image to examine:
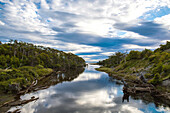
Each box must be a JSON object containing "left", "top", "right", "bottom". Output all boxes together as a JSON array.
[
  {"left": 119, "top": 31, "right": 148, "bottom": 39},
  {"left": 154, "top": 14, "right": 170, "bottom": 30},
  {"left": 2, "top": 0, "right": 57, "bottom": 35},
  {"left": 122, "top": 44, "right": 158, "bottom": 50},
  {"left": 79, "top": 55, "right": 100, "bottom": 58},
  {"left": 0, "top": 20, "right": 5, "bottom": 25},
  {"left": 121, "top": 105, "right": 144, "bottom": 113},
  {"left": 0, "top": 0, "right": 170, "bottom": 63},
  {"left": 33, "top": 38, "right": 102, "bottom": 54},
  {"left": 100, "top": 52, "right": 115, "bottom": 56},
  {"left": 68, "top": 45, "right": 102, "bottom": 54}
]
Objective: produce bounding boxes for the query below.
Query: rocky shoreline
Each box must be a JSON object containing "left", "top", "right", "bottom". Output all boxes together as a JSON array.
[{"left": 95, "top": 67, "right": 170, "bottom": 106}]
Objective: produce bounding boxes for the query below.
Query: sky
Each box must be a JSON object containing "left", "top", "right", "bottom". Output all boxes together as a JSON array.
[{"left": 0, "top": 0, "right": 170, "bottom": 62}]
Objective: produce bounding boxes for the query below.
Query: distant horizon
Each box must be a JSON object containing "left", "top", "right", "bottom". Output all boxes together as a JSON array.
[{"left": 0, "top": 0, "right": 170, "bottom": 62}]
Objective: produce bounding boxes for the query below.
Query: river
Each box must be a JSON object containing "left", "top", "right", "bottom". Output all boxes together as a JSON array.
[{"left": 8, "top": 65, "right": 170, "bottom": 113}]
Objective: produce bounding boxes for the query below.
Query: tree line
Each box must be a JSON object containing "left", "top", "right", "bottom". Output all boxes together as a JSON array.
[
  {"left": 97, "top": 41, "right": 170, "bottom": 85},
  {"left": 0, "top": 40, "right": 86, "bottom": 70},
  {"left": 98, "top": 41, "right": 170, "bottom": 68}
]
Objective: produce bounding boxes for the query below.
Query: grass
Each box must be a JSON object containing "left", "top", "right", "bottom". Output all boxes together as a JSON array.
[
  {"left": 0, "top": 65, "right": 53, "bottom": 93},
  {"left": 95, "top": 67, "right": 112, "bottom": 73},
  {"left": 95, "top": 67, "right": 137, "bottom": 81}
]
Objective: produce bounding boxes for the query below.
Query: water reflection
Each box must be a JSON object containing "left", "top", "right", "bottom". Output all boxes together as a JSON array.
[{"left": 8, "top": 65, "right": 170, "bottom": 113}]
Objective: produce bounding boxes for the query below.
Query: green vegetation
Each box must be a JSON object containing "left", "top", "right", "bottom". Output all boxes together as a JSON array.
[
  {"left": 0, "top": 40, "right": 85, "bottom": 93},
  {"left": 0, "top": 40, "right": 85, "bottom": 69},
  {"left": 97, "top": 41, "right": 170, "bottom": 86},
  {"left": 0, "top": 65, "right": 53, "bottom": 93}
]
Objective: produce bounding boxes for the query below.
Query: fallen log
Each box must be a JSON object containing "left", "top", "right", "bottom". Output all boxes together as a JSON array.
[
  {"left": 8, "top": 109, "right": 20, "bottom": 113},
  {"left": 134, "top": 84, "right": 154, "bottom": 88},
  {"left": 17, "top": 80, "right": 36, "bottom": 95},
  {"left": 125, "top": 86, "right": 155, "bottom": 94},
  {"left": 10, "top": 97, "right": 39, "bottom": 107},
  {"left": 0, "top": 99, "right": 15, "bottom": 108}
]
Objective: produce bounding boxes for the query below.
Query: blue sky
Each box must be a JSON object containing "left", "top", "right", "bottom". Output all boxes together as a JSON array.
[{"left": 0, "top": 0, "right": 170, "bottom": 62}]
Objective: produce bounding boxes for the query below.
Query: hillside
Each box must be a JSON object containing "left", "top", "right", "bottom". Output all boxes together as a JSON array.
[
  {"left": 0, "top": 40, "right": 85, "bottom": 69},
  {"left": 97, "top": 41, "right": 170, "bottom": 87},
  {"left": 0, "top": 40, "right": 85, "bottom": 94}
]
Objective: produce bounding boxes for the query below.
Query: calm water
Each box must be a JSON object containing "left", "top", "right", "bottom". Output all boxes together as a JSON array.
[{"left": 9, "top": 65, "right": 170, "bottom": 113}]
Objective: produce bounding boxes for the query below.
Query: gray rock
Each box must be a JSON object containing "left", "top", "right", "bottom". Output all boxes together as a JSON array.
[{"left": 162, "top": 79, "right": 170, "bottom": 87}]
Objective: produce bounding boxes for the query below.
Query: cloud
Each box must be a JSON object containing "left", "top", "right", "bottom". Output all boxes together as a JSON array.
[
  {"left": 0, "top": 20, "right": 5, "bottom": 25},
  {"left": 154, "top": 14, "right": 170, "bottom": 30},
  {"left": 0, "top": 0, "right": 170, "bottom": 62},
  {"left": 35, "top": 41, "right": 102, "bottom": 54},
  {"left": 114, "top": 21, "right": 170, "bottom": 40},
  {"left": 122, "top": 44, "right": 159, "bottom": 50},
  {"left": 100, "top": 52, "right": 115, "bottom": 56}
]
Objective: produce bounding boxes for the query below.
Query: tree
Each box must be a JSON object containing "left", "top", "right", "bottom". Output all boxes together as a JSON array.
[
  {"left": 0, "top": 55, "right": 7, "bottom": 68},
  {"left": 126, "top": 50, "right": 141, "bottom": 60}
]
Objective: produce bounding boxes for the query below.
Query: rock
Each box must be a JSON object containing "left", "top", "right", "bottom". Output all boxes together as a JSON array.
[{"left": 162, "top": 79, "right": 170, "bottom": 87}]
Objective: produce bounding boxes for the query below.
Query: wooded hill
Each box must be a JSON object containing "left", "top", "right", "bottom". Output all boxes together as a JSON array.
[
  {"left": 0, "top": 40, "right": 85, "bottom": 69},
  {"left": 97, "top": 41, "right": 170, "bottom": 85},
  {"left": 0, "top": 40, "right": 85, "bottom": 93}
]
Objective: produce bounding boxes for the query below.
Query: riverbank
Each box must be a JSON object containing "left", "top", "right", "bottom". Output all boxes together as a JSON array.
[
  {"left": 95, "top": 66, "right": 170, "bottom": 106},
  {"left": 0, "top": 65, "right": 54, "bottom": 108},
  {"left": 0, "top": 66, "right": 85, "bottom": 113}
]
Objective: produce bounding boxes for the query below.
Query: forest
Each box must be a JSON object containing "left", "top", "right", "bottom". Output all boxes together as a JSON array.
[
  {"left": 0, "top": 40, "right": 85, "bottom": 69},
  {"left": 97, "top": 41, "right": 170, "bottom": 86},
  {"left": 0, "top": 40, "right": 85, "bottom": 93}
]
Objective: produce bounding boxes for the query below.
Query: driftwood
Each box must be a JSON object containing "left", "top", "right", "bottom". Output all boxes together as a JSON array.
[
  {"left": 18, "top": 71, "right": 61, "bottom": 95},
  {"left": 8, "top": 109, "right": 20, "bottom": 113},
  {"left": 155, "top": 93, "right": 170, "bottom": 96},
  {"left": 11, "top": 97, "right": 39, "bottom": 106},
  {"left": 127, "top": 87, "right": 155, "bottom": 93},
  {"left": 17, "top": 80, "right": 36, "bottom": 95},
  {"left": 123, "top": 82, "right": 156, "bottom": 94},
  {"left": 7, "top": 97, "right": 39, "bottom": 113},
  {"left": 0, "top": 99, "right": 15, "bottom": 108},
  {"left": 0, "top": 96, "right": 39, "bottom": 109}
]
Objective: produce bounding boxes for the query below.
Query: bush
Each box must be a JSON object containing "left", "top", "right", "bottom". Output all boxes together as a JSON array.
[
  {"left": 35, "top": 64, "right": 44, "bottom": 69},
  {"left": 149, "top": 55, "right": 156, "bottom": 62},
  {"left": 152, "top": 62, "right": 163, "bottom": 74},
  {"left": 141, "top": 49, "right": 153, "bottom": 58},
  {"left": 149, "top": 73, "right": 162, "bottom": 85},
  {"left": 126, "top": 50, "right": 141, "bottom": 60},
  {"left": 144, "top": 73, "right": 153, "bottom": 79},
  {"left": 163, "top": 64, "right": 170, "bottom": 73}
]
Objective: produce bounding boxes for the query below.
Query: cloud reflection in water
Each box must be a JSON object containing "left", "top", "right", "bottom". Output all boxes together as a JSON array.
[{"left": 8, "top": 65, "right": 170, "bottom": 113}]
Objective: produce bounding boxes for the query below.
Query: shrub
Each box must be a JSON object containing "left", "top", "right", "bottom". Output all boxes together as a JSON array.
[
  {"left": 141, "top": 49, "right": 153, "bottom": 58},
  {"left": 149, "top": 73, "right": 162, "bottom": 85},
  {"left": 126, "top": 50, "right": 141, "bottom": 60},
  {"left": 152, "top": 62, "right": 163, "bottom": 74},
  {"left": 144, "top": 73, "right": 153, "bottom": 79},
  {"left": 35, "top": 64, "right": 44, "bottom": 69},
  {"left": 149, "top": 55, "right": 156, "bottom": 62},
  {"left": 163, "top": 64, "right": 170, "bottom": 73}
]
